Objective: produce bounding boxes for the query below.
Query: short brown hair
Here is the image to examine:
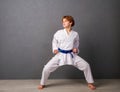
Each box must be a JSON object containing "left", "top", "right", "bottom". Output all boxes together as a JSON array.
[{"left": 62, "top": 15, "right": 75, "bottom": 27}]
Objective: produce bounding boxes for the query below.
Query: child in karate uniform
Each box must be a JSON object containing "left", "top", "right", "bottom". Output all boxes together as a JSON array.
[{"left": 38, "top": 15, "right": 96, "bottom": 90}]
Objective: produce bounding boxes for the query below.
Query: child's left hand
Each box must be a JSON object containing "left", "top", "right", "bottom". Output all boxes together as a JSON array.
[{"left": 72, "top": 48, "right": 78, "bottom": 53}]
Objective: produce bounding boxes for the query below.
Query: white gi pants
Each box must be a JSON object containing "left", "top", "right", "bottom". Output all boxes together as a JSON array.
[{"left": 40, "top": 54, "right": 94, "bottom": 85}]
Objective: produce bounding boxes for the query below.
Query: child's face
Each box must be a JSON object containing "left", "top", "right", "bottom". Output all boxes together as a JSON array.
[{"left": 62, "top": 18, "right": 72, "bottom": 28}]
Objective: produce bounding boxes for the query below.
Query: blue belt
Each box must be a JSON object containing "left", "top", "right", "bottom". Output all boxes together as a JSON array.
[{"left": 58, "top": 48, "right": 74, "bottom": 58}]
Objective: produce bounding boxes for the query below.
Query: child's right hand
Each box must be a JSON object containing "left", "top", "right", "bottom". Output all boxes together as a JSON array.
[{"left": 54, "top": 49, "right": 59, "bottom": 54}]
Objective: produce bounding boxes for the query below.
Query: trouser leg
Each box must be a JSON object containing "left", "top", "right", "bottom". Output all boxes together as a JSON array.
[
  {"left": 40, "top": 56, "right": 59, "bottom": 85},
  {"left": 74, "top": 56, "right": 94, "bottom": 83}
]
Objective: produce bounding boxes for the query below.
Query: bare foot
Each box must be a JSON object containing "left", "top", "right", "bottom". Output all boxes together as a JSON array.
[
  {"left": 88, "top": 83, "right": 96, "bottom": 90},
  {"left": 38, "top": 85, "right": 45, "bottom": 89}
]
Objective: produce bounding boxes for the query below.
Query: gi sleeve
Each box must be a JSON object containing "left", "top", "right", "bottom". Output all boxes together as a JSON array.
[
  {"left": 73, "top": 33, "right": 79, "bottom": 53},
  {"left": 52, "top": 34, "right": 58, "bottom": 53}
]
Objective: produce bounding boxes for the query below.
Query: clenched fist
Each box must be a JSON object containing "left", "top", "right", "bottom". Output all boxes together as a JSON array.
[
  {"left": 53, "top": 49, "right": 59, "bottom": 54},
  {"left": 72, "top": 48, "right": 78, "bottom": 53}
]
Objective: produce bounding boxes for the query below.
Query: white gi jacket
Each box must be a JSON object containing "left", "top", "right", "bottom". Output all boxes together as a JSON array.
[{"left": 52, "top": 29, "right": 79, "bottom": 66}]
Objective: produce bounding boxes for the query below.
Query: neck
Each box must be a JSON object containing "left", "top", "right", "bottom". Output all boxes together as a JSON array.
[{"left": 65, "top": 27, "right": 72, "bottom": 33}]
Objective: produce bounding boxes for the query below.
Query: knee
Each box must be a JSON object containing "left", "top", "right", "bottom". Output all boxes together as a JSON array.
[
  {"left": 77, "top": 61, "right": 90, "bottom": 70},
  {"left": 84, "top": 62, "right": 90, "bottom": 70},
  {"left": 43, "top": 65, "right": 51, "bottom": 73}
]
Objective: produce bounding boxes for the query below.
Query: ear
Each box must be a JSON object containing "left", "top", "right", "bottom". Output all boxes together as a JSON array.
[{"left": 70, "top": 22, "right": 72, "bottom": 26}]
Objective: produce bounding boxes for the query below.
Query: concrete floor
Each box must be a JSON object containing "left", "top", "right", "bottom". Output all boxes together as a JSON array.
[{"left": 0, "top": 79, "right": 120, "bottom": 92}]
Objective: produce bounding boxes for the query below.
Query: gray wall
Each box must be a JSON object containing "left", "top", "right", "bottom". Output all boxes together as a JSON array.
[{"left": 0, "top": 0, "right": 120, "bottom": 79}]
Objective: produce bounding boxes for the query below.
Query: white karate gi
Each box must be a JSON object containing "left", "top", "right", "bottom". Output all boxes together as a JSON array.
[{"left": 40, "top": 29, "right": 94, "bottom": 85}]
